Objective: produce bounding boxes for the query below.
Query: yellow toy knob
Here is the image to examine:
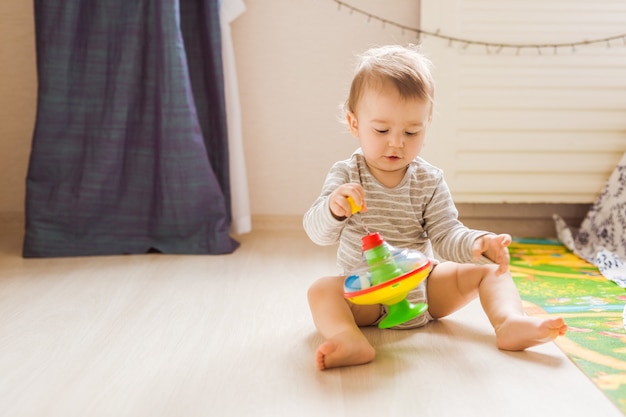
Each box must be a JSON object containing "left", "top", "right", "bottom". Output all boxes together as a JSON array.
[{"left": 346, "top": 196, "right": 362, "bottom": 214}]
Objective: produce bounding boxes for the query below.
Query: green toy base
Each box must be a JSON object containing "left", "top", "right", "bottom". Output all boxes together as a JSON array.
[{"left": 378, "top": 300, "right": 428, "bottom": 329}]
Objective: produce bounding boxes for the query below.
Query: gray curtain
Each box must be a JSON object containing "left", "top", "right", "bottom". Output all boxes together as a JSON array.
[{"left": 24, "top": 0, "right": 239, "bottom": 257}]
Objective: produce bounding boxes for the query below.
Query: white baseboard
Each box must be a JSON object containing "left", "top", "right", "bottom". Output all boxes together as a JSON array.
[
  {"left": 4, "top": 204, "right": 590, "bottom": 239},
  {"left": 250, "top": 214, "right": 304, "bottom": 233},
  {"left": 456, "top": 203, "right": 590, "bottom": 238}
]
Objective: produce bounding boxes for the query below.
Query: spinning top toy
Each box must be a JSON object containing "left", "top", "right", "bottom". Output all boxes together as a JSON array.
[{"left": 343, "top": 198, "right": 432, "bottom": 328}]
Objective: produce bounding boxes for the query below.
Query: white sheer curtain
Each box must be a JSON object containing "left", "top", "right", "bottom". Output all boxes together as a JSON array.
[{"left": 220, "top": 0, "right": 251, "bottom": 234}]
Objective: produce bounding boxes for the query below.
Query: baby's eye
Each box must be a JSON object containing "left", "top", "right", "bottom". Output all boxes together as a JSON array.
[
  {"left": 405, "top": 131, "right": 419, "bottom": 136},
  {"left": 375, "top": 129, "right": 389, "bottom": 134}
]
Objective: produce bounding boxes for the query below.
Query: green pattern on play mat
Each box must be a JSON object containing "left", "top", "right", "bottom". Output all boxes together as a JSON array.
[{"left": 510, "top": 239, "right": 626, "bottom": 414}]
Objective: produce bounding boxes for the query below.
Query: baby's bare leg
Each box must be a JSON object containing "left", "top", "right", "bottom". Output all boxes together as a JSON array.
[
  {"left": 427, "top": 263, "right": 567, "bottom": 350},
  {"left": 307, "top": 276, "right": 380, "bottom": 370},
  {"left": 475, "top": 265, "right": 567, "bottom": 350}
]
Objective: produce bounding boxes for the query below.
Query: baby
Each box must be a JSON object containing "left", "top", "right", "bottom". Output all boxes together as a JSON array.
[{"left": 303, "top": 44, "right": 567, "bottom": 370}]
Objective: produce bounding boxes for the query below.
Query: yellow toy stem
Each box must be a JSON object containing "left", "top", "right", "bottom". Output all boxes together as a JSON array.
[{"left": 346, "top": 196, "right": 362, "bottom": 214}]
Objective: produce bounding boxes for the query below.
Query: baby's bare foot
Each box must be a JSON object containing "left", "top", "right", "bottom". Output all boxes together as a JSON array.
[
  {"left": 495, "top": 316, "right": 567, "bottom": 351},
  {"left": 316, "top": 331, "right": 375, "bottom": 370}
]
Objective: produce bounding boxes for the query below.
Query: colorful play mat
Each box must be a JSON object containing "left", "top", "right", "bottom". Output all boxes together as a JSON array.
[{"left": 509, "top": 239, "right": 626, "bottom": 414}]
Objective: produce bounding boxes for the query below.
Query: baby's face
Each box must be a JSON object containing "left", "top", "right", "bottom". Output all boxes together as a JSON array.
[{"left": 347, "top": 86, "right": 431, "bottom": 187}]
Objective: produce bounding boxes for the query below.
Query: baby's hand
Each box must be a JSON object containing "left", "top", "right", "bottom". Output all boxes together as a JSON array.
[
  {"left": 329, "top": 183, "right": 367, "bottom": 220},
  {"left": 472, "top": 234, "right": 512, "bottom": 275}
]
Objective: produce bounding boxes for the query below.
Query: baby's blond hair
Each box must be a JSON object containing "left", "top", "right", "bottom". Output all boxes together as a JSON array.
[{"left": 345, "top": 44, "right": 435, "bottom": 115}]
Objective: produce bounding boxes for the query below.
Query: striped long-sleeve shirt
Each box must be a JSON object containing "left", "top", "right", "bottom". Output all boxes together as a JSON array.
[{"left": 303, "top": 149, "right": 489, "bottom": 273}]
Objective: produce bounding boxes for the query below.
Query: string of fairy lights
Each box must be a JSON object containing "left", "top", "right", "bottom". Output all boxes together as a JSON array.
[{"left": 333, "top": 0, "right": 626, "bottom": 55}]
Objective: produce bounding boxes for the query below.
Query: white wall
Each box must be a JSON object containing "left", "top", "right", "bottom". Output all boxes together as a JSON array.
[
  {"left": 230, "top": 0, "right": 421, "bottom": 217},
  {"left": 2, "top": 0, "right": 624, "bottom": 221},
  {"left": 0, "top": 1, "right": 36, "bottom": 215},
  {"left": 231, "top": 0, "right": 626, "bottom": 215}
]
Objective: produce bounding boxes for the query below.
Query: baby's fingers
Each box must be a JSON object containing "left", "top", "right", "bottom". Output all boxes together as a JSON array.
[
  {"left": 494, "top": 247, "right": 511, "bottom": 276},
  {"left": 495, "top": 262, "right": 509, "bottom": 276}
]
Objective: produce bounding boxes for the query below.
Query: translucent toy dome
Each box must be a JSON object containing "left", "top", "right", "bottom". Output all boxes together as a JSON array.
[{"left": 343, "top": 232, "right": 432, "bottom": 328}]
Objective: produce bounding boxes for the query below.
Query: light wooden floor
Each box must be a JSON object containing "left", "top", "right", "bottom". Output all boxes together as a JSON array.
[{"left": 0, "top": 219, "right": 622, "bottom": 417}]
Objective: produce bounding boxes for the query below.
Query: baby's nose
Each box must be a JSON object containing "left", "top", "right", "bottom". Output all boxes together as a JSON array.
[{"left": 388, "top": 133, "right": 404, "bottom": 147}]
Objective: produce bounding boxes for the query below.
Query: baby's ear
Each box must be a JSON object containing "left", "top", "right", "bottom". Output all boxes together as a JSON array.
[{"left": 346, "top": 111, "right": 359, "bottom": 137}]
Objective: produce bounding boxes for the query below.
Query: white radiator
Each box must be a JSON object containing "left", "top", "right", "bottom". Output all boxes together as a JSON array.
[{"left": 420, "top": 0, "right": 626, "bottom": 203}]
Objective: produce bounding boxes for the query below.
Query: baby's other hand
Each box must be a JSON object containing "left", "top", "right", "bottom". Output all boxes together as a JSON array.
[
  {"left": 472, "top": 234, "right": 512, "bottom": 275},
  {"left": 329, "top": 183, "right": 366, "bottom": 220}
]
